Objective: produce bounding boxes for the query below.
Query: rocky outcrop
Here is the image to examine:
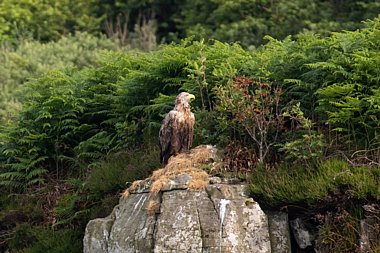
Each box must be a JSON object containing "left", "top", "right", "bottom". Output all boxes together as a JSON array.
[
  {"left": 84, "top": 177, "right": 275, "bottom": 253},
  {"left": 83, "top": 145, "right": 291, "bottom": 253}
]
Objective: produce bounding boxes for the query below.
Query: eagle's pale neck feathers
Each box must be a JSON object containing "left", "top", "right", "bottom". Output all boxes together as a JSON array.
[{"left": 174, "top": 101, "right": 191, "bottom": 113}]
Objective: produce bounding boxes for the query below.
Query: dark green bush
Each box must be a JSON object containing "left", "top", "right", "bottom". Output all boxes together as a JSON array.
[
  {"left": 1, "top": 17, "right": 380, "bottom": 190},
  {"left": 6, "top": 223, "right": 35, "bottom": 251},
  {"left": 0, "top": 0, "right": 100, "bottom": 42},
  {"left": 7, "top": 224, "right": 82, "bottom": 253},
  {"left": 247, "top": 16, "right": 380, "bottom": 150},
  {"left": 0, "top": 39, "right": 250, "bottom": 189},
  {"left": 85, "top": 149, "right": 159, "bottom": 196},
  {"left": 0, "top": 193, "right": 45, "bottom": 225},
  {"left": 140, "top": 0, "right": 380, "bottom": 50},
  {"left": 0, "top": 32, "right": 120, "bottom": 122},
  {"left": 88, "top": 194, "right": 120, "bottom": 219},
  {"left": 249, "top": 159, "right": 380, "bottom": 207}
]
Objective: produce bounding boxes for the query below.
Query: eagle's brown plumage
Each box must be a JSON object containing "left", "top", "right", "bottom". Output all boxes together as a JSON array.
[{"left": 159, "top": 92, "right": 195, "bottom": 164}]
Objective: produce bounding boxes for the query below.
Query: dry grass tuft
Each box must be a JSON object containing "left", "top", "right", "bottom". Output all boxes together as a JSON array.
[
  {"left": 190, "top": 146, "right": 214, "bottom": 165},
  {"left": 149, "top": 155, "right": 195, "bottom": 194},
  {"left": 150, "top": 177, "right": 169, "bottom": 195},
  {"left": 166, "top": 155, "right": 193, "bottom": 172},
  {"left": 191, "top": 170, "right": 208, "bottom": 179},
  {"left": 129, "top": 180, "right": 143, "bottom": 191},
  {"left": 146, "top": 200, "right": 160, "bottom": 215},
  {"left": 122, "top": 146, "right": 215, "bottom": 196},
  {"left": 151, "top": 168, "right": 165, "bottom": 181},
  {"left": 121, "top": 189, "right": 130, "bottom": 199},
  {"left": 188, "top": 178, "right": 208, "bottom": 190},
  {"left": 188, "top": 170, "right": 209, "bottom": 190},
  {"left": 149, "top": 150, "right": 212, "bottom": 193}
]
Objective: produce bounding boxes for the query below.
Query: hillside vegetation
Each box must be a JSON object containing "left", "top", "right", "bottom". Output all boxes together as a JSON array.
[
  {"left": 0, "top": 0, "right": 379, "bottom": 251},
  {"left": 1, "top": 0, "right": 379, "bottom": 47},
  {"left": 2, "top": 18, "right": 379, "bottom": 186}
]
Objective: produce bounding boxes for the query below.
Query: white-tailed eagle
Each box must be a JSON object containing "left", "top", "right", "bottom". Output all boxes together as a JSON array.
[{"left": 159, "top": 92, "right": 195, "bottom": 164}]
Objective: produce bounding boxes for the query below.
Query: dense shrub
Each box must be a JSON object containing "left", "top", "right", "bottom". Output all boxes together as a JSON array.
[
  {"left": 249, "top": 159, "right": 380, "bottom": 207},
  {"left": 216, "top": 78, "right": 283, "bottom": 163},
  {"left": 85, "top": 149, "right": 159, "bottom": 196},
  {"left": 0, "top": 32, "right": 120, "bottom": 122},
  {"left": 0, "top": 0, "right": 100, "bottom": 42},
  {"left": 1, "top": 17, "right": 380, "bottom": 190},
  {"left": 102, "top": 0, "right": 380, "bottom": 48},
  {"left": 6, "top": 224, "right": 82, "bottom": 253},
  {"left": 247, "top": 16, "right": 380, "bottom": 150},
  {"left": 1, "top": 0, "right": 378, "bottom": 48}
]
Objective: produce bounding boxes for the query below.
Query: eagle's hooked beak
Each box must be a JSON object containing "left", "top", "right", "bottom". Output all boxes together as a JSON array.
[{"left": 188, "top": 94, "right": 195, "bottom": 101}]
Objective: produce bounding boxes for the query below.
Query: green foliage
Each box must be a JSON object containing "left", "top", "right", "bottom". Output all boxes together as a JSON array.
[
  {"left": 0, "top": 0, "right": 101, "bottom": 42},
  {"left": 245, "top": 17, "right": 380, "bottom": 150},
  {"left": 0, "top": 0, "right": 378, "bottom": 48},
  {"left": 193, "top": 109, "right": 230, "bottom": 146},
  {"left": 0, "top": 32, "right": 120, "bottom": 122},
  {"left": 85, "top": 149, "right": 159, "bottom": 196},
  {"left": 176, "top": 0, "right": 380, "bottom": 47},
  {"left": 0, "top": 193, "right": 44, "bottom": 224},
  {"left": 216, "top": 78, "right": 282, "bottom": 163},
  {"left": 0, "top": 38, "right": 254, "bottom": 189},
  {"left": 116, "top": 39, "right": 250, "bottom": 146},
  {"left": 1, "top": 17, "right": 380, "bottom": 189},
  {"left": 317, "top": 209, "right": 361, "bottom": 253},
  {"left": 249, "top": 159, "right": 380, "bottom": 207},
  {"left": 279, "top": 133, "right": 325, "bottom": 166},
  {"left": 99, "top": 0, "right": 178, "bottom": 44},
  {"left": 54, "top": 192, "right": 88, "bottom": 228},
  {"left": 315, "top": 19, "right": 380, "bottom": 148},
  {"left": 278, "top": 103, "right": 326, "bottom": 167},
  {"left": 7, "top": 224, "right": 82, "bottom": 253},
  {"left": 0, "top": 70, "right": 84, "bottom": 188},
  {"left": 1, "top": 4, "right": 379, "bottom": 253},
  {"left": 0, "top": 124, "right": 49, "bottom": 188},
  {"left": 6, "top": 223, "right": 35, "bottom": 250}
]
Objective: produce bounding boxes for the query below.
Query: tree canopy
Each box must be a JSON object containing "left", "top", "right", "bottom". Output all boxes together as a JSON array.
[{"left": 0, "top": 0, "right": 379, "bottom": 46}]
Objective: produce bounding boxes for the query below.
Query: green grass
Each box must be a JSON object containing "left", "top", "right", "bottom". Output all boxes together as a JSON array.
[
  {"left": 249, "top": 159, "right": 380, "bottom": 207},
  {"left": 317, "top": 208, "right": 361, "bottom": 253}
]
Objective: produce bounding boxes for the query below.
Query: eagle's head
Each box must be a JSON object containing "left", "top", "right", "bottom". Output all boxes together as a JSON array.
[{"left": 175, "top": 92, "right": 195, "bottom": 110}]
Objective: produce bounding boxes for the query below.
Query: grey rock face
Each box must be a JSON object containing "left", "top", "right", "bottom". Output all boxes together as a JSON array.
[
  {"left": 290, "top": 217, "right": 316, "bottom": 249},
  {"left": 267, "top": 212, "right": 291, "bottom": 253},
  {"left": 84, "top": 179, "right": 275, "bottom": 253},
  {"left": 84, "top": 216, "right": 114, "bottom": 253},
  {"left": 359, "top": 204, "right": 380, "bottom": 253},
  {"left": 84, "top": 193, "right": 156, "bottom": 253}
]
